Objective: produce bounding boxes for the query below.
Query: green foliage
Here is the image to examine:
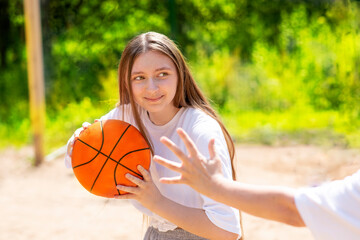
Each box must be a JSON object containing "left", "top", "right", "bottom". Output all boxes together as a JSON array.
[
  {"left": 45, "top": 97, "right": 114, "bottom": 153},
  {"left": 1, "top": 0, "right": 360, "bottom": 150},
  {"left": 191, "top": 1, "right": 360, "bottom": 147},
  {"left": 41, "top": 0, "right": 170, "bottom": 110},
  {"left": 0, "top": 117, "right": 31, "bottom": 147},
  {"left": 222, "top": 109, "right": 359, "bottom": 147}
]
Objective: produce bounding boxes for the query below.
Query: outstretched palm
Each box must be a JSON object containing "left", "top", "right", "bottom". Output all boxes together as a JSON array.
[{"left": 153, "top": 128, "right": 225, "bottom": 197}]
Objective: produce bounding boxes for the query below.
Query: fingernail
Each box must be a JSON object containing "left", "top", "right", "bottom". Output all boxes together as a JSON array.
[{"left": 137, "top": 165, "right": 143, "bottom": 170}]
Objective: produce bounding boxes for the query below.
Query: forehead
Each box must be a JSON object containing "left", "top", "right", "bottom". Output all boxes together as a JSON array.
[{"left": 131, "top": 51, "right": 176, "bottom": 73}]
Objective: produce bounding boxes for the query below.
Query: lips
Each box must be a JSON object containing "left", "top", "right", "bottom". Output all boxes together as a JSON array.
[{"left": 144, "top": 95, "right": 164, "bottom": 102}]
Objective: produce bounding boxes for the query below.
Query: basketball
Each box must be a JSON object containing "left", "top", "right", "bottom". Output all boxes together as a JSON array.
[{"left": 71, "top": 119, "right": 151, "bottom": 198}]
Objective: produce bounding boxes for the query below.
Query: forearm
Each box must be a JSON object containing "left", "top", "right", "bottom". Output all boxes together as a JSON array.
[
  {"left": 152, "top": 196, "right": 239, "bottom": 240},
  {"left": 208, "top": 178, "right": 305, "bottom": 227}
]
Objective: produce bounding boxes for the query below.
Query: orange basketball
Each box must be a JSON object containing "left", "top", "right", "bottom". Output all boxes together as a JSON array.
[{"left": 71, "top": 119, "right": 151, "bottom": 198}]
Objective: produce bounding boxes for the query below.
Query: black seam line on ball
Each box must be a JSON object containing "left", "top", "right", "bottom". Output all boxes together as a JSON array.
[
  {"left": 114, "top": 147, "right": 151, "bottom": 195},
  {"left": 74, "top": 138, "right": 149, "bottom": 178},
  {"left": 90, "top": 124, "right": 131, "bottom": 192},
  {"left": 72, "top": 121, "right": 105, "bottom": 169},
  {"left": 73, "top": 122, "right": 128, "bottom": 169},
  {"left": 71, "top": 122, "right": 151, "bottom": 193}
]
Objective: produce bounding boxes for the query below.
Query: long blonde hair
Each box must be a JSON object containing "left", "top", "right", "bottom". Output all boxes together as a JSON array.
[{"left": 117, "top": 31, "right": 236, "bottom": 179}]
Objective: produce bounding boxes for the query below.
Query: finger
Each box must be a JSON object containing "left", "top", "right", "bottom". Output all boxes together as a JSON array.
[
  {"left": 125, "top": 173, "right": 144, "bottom": 187},
  {"left": 159, "top": 176, "right": 183, "bottom": 185},
  {"left": 137, "top": 165, "right": 151, "bottom": 182},
  {"left": 160, "top": 137, "right": 189, "bottom": 162},
  {"left": 153, "top": 155, "right": 182, "bottom": 173},
  {"left": 114, "top": 193, "right": 135, "bottom": 200},
  {"left": 82, "top": 122, "right": 91, "bottom": 129},
  {"left": 73, "top": 127, "right": 84, "bottom": 138},
  {"left": 116, "top": 184, "right": 138, "bottom": 194},
  {"left": 208, "top": 138, "right": 216, "bottom": 159},
  {"left": 176, "top": 128, "right": 199, "bottom": 157}
]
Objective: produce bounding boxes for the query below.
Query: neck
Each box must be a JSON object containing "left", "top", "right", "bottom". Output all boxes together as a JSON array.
[{"left": 148, "top": 107, "right": 181, "bottom": 126}]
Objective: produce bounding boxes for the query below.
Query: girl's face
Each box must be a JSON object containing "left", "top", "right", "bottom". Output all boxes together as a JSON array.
[{"left": 130, "top": 51, "right": 179, "bottom": 125}]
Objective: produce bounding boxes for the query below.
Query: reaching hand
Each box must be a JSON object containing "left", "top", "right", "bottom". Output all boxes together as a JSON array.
[
  {"left": 114, "top": 165, "right": 164, "bottom": 211},
  {"left": 153, "top": 128, "right": 225, "bottom": 198}
]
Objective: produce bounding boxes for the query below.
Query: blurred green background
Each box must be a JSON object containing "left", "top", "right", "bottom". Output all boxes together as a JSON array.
[{"left": 1, "top": 0, "right": 360, "bottom": 155}]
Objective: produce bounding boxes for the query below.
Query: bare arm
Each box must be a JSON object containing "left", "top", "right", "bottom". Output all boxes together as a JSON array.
[
  {"left": 210, "top": 178, "right": 305, "bottom": 227},
  {"left": 115, "top": 166, "right": 239, "bottom": 240},
  {"left": 151, "top": 193, "right": 238, "bottom": 240},
  {"left": 153, "top": 128, "right": 305, "bottom": 227}
]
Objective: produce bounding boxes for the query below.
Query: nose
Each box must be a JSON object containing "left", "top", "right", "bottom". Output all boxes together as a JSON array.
[{"left": 146, "top": 77, "right": 159, "bottom": 92}]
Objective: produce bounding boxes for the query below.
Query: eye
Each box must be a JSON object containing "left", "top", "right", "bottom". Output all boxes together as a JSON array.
[
  {"left": 158, "top": 72, "right": 168, "bottom": 78},
  {"left": 132, "top": 75, "right": 145, "bottom": 81}
]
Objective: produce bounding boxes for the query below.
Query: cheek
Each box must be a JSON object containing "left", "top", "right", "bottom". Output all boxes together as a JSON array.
[
  {"left": 170, "top": 78, "right": 178, "bottom": 97},
  {"left": 131, "top": 83, "right": 142, "bottom": 101}
]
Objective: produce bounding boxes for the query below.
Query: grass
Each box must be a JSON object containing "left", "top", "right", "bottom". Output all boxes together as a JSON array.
[{"left": 222, "top": 109, "right": 360, "bottom": 148}]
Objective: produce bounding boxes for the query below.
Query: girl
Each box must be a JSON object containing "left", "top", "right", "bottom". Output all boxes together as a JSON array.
[{"left": 65, "top": 32, "right": 242, "bottom": 240}]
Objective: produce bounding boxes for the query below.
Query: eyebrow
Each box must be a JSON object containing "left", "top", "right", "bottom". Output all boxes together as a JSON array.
[{"left": 131, "top": 67, "right": 172, "bottom": 75}]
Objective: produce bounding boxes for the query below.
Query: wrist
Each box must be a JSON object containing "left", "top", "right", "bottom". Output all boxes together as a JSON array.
[
  {"left": 148, "top": 192, "right": 167, "bottom": 212},
  {"left": 205, "top": 174, "right": 228, "bottom": 200}
]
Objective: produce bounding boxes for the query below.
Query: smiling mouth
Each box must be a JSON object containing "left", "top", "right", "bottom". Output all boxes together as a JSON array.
[{"left": 144, "top": 95, "right": 164, "bottom": 102}]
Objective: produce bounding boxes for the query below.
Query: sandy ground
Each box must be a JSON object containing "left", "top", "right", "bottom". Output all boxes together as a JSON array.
[{"left": 1, "top": 145, "right": 359, "bottom": 240}]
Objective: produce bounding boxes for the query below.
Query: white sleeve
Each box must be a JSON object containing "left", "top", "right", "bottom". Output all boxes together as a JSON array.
[
  {"left": 64, "top": 127, "right": 85, "bottom": 169},
  {"left": 99, "top": 106, "right": 123, "bottom": 121},
  {"left": 193, "top": 125, "right": 242, "bottom": 237},
  {"left": 295, "top": 170, "right": 360, "bottom": 240}
]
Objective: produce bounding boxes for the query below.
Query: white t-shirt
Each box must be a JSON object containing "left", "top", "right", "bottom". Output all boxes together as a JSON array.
[
  {"left": 66, "top": 105, "right": 241, "bottom": 236},
  {"left": 295, "top": 169, "right": 360, "bottom": 240}
]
